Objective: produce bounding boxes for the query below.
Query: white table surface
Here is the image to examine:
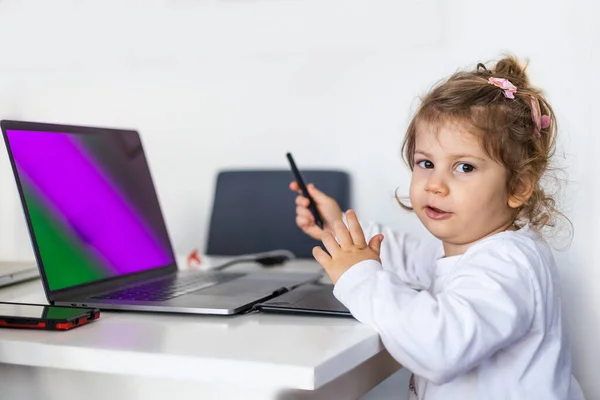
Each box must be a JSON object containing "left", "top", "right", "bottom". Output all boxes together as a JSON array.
[{"left": 0, "top": 258, "right": 401, "bottom": 399}]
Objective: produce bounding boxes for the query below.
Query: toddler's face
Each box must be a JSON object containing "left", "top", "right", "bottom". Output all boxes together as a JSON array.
[{"left": 409, "top": 121, "right": 519, "bottom": 256}]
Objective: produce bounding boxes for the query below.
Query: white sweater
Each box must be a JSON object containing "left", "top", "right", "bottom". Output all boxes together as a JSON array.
[{"left": 333, "top": 223, "right": 585, "bottom": 400}]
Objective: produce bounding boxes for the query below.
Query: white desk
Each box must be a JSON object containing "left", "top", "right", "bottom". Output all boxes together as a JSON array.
[{"left": 0, "top": 259, "right": 400, "bottom": 400}]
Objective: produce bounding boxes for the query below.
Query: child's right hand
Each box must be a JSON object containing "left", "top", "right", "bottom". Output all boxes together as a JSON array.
[{"left": 289, "top": 182, "right": 343, "bottom": 240}]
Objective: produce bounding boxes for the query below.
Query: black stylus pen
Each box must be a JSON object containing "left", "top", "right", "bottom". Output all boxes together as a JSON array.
[{"left": 286, "top": 152, "right": 324, "bottom": 229}]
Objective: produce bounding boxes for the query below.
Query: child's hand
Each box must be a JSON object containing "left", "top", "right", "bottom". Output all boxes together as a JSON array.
[
  {"left": 290, "top": 182, "right": 343, "bottom": 240},
  {"left": 312, "top": 210, "right": 384, "bottom": 284}
]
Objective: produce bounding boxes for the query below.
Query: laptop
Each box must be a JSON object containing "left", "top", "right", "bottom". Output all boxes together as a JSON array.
[
  {"left": 0, "top": 261, "right": 39, "bottom": 288},
  {"left": 255, "top": 282, "right": 351, "bottom": 317},
  {"left": 0, "top": 120, "right": 320, "bottom": 315}
]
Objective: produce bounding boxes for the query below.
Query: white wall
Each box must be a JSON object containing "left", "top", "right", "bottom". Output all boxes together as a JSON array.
[{"left": 0, "top": 0, "right": 597, "bottom": 398}]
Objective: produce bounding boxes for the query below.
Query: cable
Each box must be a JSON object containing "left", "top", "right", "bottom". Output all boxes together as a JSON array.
[{"left": 211, "top": 249, "right": 296, "bottom": 271}]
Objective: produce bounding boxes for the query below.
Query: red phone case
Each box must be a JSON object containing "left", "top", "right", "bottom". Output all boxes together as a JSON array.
[{"left": 0, "top": 307, "right": 100, "bottom": 331}]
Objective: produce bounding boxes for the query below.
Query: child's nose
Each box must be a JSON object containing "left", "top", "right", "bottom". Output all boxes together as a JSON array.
[{"left": 425, "top": 173, "right": 449, "bottom": 196}]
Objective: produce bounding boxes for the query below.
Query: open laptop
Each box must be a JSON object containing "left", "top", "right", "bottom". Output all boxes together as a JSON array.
[
  {"left": 0, "top": 120, "right": 320, "bottom": 315},
  {"left": 0, "top": 261, "right": 39, "bottom": 288}
]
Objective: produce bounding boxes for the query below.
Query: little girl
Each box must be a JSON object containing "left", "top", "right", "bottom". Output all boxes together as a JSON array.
[{"left": 291, "top": 56, "right": 585, "bottom": 399}]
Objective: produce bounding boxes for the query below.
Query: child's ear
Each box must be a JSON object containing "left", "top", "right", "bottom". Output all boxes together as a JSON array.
[{"left": 508, "top": 177, "right": 534, "bottom": 209}]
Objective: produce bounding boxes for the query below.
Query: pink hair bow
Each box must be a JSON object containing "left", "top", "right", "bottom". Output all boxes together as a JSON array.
[
  {"left": 488, "top": 77, "right": 517, "bottom": 99},
  {"left": 530, "top": 97, "right": 551, "bottom": 137}
]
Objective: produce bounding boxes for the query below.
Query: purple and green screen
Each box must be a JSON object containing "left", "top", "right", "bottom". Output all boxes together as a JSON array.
[{"left": 6, "top": 129, "right": 175, "bottom": 292}]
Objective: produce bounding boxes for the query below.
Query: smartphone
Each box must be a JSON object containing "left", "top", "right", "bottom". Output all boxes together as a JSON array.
[
  {"left": 0, "top": 302, "right": 100, "bottom": 331},
  {"left": 286, "top": 152, "right": 324, "bottom": 229}
]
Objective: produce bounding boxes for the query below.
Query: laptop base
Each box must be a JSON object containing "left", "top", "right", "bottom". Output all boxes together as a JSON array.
[{"left": 255, "top": 282, "right": 352, "bottom": 317}]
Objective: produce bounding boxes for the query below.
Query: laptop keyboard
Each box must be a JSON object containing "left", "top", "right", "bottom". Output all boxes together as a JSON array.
[{"left": 92, "top": 272, "right": 245, "bottom": 302}]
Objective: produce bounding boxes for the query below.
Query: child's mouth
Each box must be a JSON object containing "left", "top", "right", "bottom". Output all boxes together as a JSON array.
[{"left": 425, "top": 206, "right": 452, "bottom": 220}]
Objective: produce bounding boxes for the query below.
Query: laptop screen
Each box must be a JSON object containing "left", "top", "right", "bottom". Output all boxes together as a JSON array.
[{"left": 4, "top": 127, "right": 175, "bottom": 292}]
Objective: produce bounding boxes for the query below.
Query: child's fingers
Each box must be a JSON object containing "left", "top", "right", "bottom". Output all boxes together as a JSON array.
[
  {"left": 345, "top": 210, "right": 367, "bottom": 246},
  {"left": 289, "top": 181, "right": 303, "bottom": 194},
  {"left": 296, "top": 215, "right": 313, "bottom": 228},
  {"left": 295, "top": 195, "right": 310, "bottom": 207},
  {"left": 368, "top": 234, "right": 384, "bottom": 255},
  {"left": 312, "top": 246, "right": 331, "bottom": 268},
  {"left": 333, "top": 220, "right": 353, "bottom": 247},
  {"left": 307, "top": 184, "right": 327, "bottom": 201},
  {"left": 321, "top": 230, "right": 340, "bottom": 255},
  {"left": 296, "top": 206, "right": 314, "bottom": 220}
]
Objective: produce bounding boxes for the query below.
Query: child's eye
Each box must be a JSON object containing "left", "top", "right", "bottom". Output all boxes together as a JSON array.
[
  {"left": 455, "top": 163, "right": 475, "bottom": 173},
  {"left": 417, "top": 160, "right": 434, "bottom": 169}
]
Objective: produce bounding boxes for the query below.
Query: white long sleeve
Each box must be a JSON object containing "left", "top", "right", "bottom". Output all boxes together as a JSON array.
[
  {"left": 358, "top": 221, "right": 441, "bottom": 290},
  {"left": 333, "top": 226, "right": 584, "bottom": 400}
]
